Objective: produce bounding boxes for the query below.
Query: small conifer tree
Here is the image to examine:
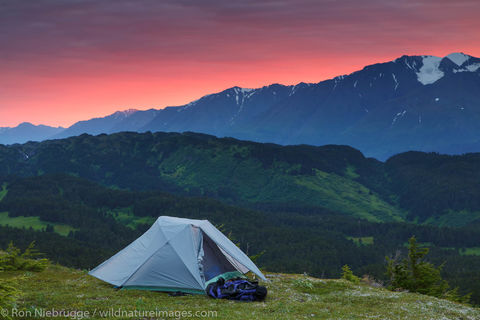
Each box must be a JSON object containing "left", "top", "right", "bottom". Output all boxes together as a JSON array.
[
  {"left": 341, "top": 265, "right": 360, "bottom": 284},
  {"left": 386, "top": 236, "right": 470, "bottom": 303}
]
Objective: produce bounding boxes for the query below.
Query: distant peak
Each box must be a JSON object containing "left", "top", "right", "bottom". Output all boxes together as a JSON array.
[
  {"left": 231, "top": 86, "right": 255, "bottom": 93},
  {"left": 18, "top": 122, "right": 35, "bottom": 127},
  {"left": 445, "top": 52, "right": 471, "bottom": 66},
  {"left": 391, "top": 52, "right": 476, "bottom": 86},
  {"left": 393, "top": 52, "right": 474, "bottom": 63},
  {"left": 120, "top": 109, "right": 138, "bottom": 115},
  {"left": 112, "top": 109, "right": 138, "bottom": 117}
]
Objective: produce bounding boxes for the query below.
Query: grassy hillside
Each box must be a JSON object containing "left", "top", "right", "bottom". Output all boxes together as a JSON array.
[
  {"left": 0, "top": 212, "right": 75, "bottom": 236},
  {"left": 1, "top": 265, "right": 478, "bottom": 320}
]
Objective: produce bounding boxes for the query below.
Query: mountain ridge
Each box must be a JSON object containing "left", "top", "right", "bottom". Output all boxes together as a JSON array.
[
  {"left": 2, "top": 52, "right": 480, "bottom": 159},
  {"left": 0, "top": 122, "right": 64, "bottom": 145},
  {"left": 2, "top": 130, "right": 480, "bottom": 226}
]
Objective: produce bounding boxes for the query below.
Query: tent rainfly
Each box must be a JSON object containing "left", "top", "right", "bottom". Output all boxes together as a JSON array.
[{"left": 88, "top": 216, "right": 266, "bottom": 294}]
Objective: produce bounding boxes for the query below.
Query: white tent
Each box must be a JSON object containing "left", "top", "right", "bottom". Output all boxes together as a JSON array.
[{"left": 89, "top": 216, "right": 266, "bottom": 293}]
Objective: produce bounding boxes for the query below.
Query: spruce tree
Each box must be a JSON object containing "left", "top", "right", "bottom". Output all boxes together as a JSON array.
[{"left": 386, "top": 236, "right": 470, "bottom": 303}]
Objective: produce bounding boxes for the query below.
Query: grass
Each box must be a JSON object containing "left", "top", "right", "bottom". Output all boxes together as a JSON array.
[
  {"left": 111, "top": 210, "right": 155, "bottom": 229},
  {"left": 400, "top": 243, "right": 480, "bottom": 257},
  {"left": 460, "top": 247, "right": 480, "bottom": 256},
  {"left": 402, "top": 241, "right": 436, "bottom": 249},
  {"left": 0, "top": 183, "right": 75, "bottom": 236},
  {"left": 1, "top": 266, "right": 479, "bottom": 320},
  {"left": 423, "top": 210, "right": 480, "bottom": 227},
  {"left": 0, "top": 212, "right": 76, "bottom": 237},
  {"left": 0, "top": 183, "right": 7, "bottom": 201},
  {"left": 347, "top": 236, "right": 374, "bottom": 246},
  {"left": 294, "top": 170, "right": 405, "bottom": 222},
  {"left": 344, "top": 165, "right": 360, "bottom": 179}
]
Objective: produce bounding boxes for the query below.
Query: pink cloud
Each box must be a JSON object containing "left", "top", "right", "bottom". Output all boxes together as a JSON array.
[{"left": 1, "top": 0, "right": 479, "bottom": 126}]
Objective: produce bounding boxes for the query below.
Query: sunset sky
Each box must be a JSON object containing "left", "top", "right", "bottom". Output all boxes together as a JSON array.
[{"left": 1, "top": 0, "right": 480, "bottom": 127}]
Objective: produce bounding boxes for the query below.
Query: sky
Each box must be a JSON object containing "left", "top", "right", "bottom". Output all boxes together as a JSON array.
[{"left": 1, "top": 0, "right": 480, "bottom": 127}]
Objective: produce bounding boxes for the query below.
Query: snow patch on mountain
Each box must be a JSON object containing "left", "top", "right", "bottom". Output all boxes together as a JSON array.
[
  {"left": 333, "top": 76, "right": 345, "bottom": 90},
  {"left": 117, "top": 109, "right": 138, "bottom": 116},
  {"left": 112, "top": 109, "right": 138, "bottom": 119},
  {"left": 416, "top": 56, "right": 444, "bottom": 85},
  {"left": 289, "top": 83, "right": 310, "bottom": 96},
  {"left": 402, "top": 58, "right": 418, "bottom": 70},
  {"left": 446, "top": 53, "right": 470, "bottom": 66},
  {"left": 466, "top": 63, "right": 480, "bottom": 72},
  {"left": 228, "top": 87, "right": 258, "bottom": 124},
  {"left": 392, "top": 110, "right": 407, "bottom": 125},
  {"left": 453, "top": 63, "right": 480, "bottom": 73},
  {"left": 179, "top": 100, "right": 199, "bottom": 112},
  {"left": 392, "top": 73, "right": 399, "bottom": 90},
  {"left": 232, "top": 87, "right": 255, "bottom": 105},
  {"left": 467, "top": 63, "right": 480, "bottom": 71},
  {"left": 233, "top": 87, "right": 254, "bottom": 94}
]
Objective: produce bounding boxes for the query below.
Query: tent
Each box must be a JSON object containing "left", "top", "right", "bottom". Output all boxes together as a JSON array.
[{"left": 89, "top": 216, "right": 266, "bottom": 294}]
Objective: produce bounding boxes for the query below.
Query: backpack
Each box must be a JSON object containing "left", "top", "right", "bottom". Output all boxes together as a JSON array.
[{"left": 206, "top": 277, "right": 267, "bottom": 301}]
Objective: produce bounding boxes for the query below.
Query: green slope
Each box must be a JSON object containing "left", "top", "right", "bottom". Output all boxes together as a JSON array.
[
  {"left": 293, "top": 170, "right": 403, "bottom": 222},
  {"left": 155, "top": 145, "right": 403, "bottom": 222},
  {"left": 0, "top": 212, "right": 75, "bottom": 236}
]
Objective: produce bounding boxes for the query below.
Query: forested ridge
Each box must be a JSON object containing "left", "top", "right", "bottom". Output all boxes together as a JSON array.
[{"left": 1, "top": 131, "right": 480, "bottom": 224}]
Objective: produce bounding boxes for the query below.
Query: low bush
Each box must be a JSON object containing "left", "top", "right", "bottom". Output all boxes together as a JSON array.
[
  {"left": 386, "top": 236, "right": 471, "bottom": 304},
  {"left": 0, "top": 242, "right": 49, "bottom": 272},
  {"left": 341, "top": 265, "right": 360, "bottom": 284}
]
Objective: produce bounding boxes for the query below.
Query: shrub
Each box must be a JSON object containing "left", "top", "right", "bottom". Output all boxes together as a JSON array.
[
  {"left": 0, "top": 242, "right": 49, "bottom": 317},
  {"left": 0, "top": 242, "right": 49, "bottom": 272},
  {"left": 386, "top": 236, "right": 470, "bottom": 303},
  {"left": 341, "top": 265, "right": 360, "bottom": 284},
  {"left": 293, "top": 277, "right": 314, "bottom": 291},
  {"left": 0, "top": 278, "right": 20, "bottom": 316},
  {"left": 249, "top": 250, "right": 266, "bottom": 264}
]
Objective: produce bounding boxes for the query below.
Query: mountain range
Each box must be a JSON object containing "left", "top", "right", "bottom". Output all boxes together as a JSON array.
[
  {"left": 2, "top": 52, "right": 480, "bottom": 159},
  {"left": 0, "top": 122, "right": 64, "bottom": 145}
]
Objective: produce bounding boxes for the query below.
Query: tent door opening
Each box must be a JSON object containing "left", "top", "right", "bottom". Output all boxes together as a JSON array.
[{"left": 201, "top": 233, "right": 237, "bottom": 281}]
